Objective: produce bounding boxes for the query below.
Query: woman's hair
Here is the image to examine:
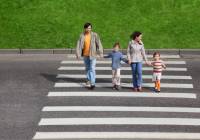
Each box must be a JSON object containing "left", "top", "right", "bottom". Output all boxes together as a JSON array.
[
  {"left": 113, "top": 42, "right": 120, "bottom": 48},
  {"left": 130, "top": 31, "right": 142, "bottom": 40},
  {"left": 84, "top": 22, "right": 92, "bottom": 29},
  {"left": 153, "top": 52, "right": 160, "bottom": 57}
]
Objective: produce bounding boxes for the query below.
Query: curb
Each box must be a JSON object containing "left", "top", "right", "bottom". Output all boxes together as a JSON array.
[{"left": 0, "top": 49, "right": 199, "bottom": 58}]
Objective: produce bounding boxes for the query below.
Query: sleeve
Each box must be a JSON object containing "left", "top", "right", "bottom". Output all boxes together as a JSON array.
[
  {"left": 126, "top": 42, "right": 131, "bottom": 60},
  {"left": 95, "top": 33, "right": 103, "bottom": 56},
  {"left": 76, "top": 34, "right": 82, "bottom": 57},
  {"left": 141, "top": 44, "right": 148, "bottom": 62},
  {"left": 121, "top": 53, "right": 128, "bottom": 64},
  {"left": 104, "top": 53, "right": 112, "bottom": 58}
]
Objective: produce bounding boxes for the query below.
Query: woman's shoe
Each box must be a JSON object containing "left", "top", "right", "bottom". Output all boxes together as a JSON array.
[
  {"left": 133, "top": 88, "right": 138, "bottom": 92},
  {"left": 137, "top": 87, "right": 142, "bottom": 92}
]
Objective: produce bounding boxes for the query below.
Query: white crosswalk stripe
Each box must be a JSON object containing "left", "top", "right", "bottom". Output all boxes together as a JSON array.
[
  {"left": 42, "top": 106, "right": 200, "bottom": 113},
  {"left": 61, "top": 60, "right": 186, "bottom": 64},
  {"left": 63, "top": 54, "right": 181, "bottom": 59},
  {"left": 54, "top": 82, "right": 193, "bottom": 88},
  {"left": 38, "top": 118, "right": 200, "bottom": 126},
  {"left": 33, "top": 132, "right": 200, "bottom": 139},
  {"left": 47, "top": 91, "right": 196, "bottom": 99},
  {"left": 57, "top": 74, "right": 192, "bottom": 79},
  {"left": 32, "top": 54, "right": 198, "bottom": 140},
  {"left": 58, "top": 66, "right": 187, "bottom": 71}
]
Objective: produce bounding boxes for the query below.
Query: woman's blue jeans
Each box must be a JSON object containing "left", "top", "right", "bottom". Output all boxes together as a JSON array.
[{"left": 130, "top": 62, "right": 143, "bottom": 88}]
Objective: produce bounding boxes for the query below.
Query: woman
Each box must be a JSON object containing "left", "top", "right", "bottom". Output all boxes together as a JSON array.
[{"left": 127, "top": 31, "right": 149, "bottom": 92}]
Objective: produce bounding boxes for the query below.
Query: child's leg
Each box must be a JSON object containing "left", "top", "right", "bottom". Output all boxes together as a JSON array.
[
  {"left": 154, "top": 80, "right": 158, "bottom": 90},
  {"left": 116, "top": 69, "right": 121, "bottom": 86},
  {"left": 157, "top": 80, "right": 161, "bottom": 91},
  {"left": 157, "top": 73, "right": 162, "bottom": 91},
  {"left": 112, "top": 70, "right": 117, "bottom": 86}
]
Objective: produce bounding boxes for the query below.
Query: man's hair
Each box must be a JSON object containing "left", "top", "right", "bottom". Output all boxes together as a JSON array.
[
  {"left": 84, "top": 22, "right": 92, "bottom": 29},
  {"left": 130, "top": 31, "right": 142, "bottom": 40},
  {"left": 153, "top": 52, "right": 160, "bottom": 57},
  {"left": 113, "top": 42, "right": 120, "bottom": 48}
]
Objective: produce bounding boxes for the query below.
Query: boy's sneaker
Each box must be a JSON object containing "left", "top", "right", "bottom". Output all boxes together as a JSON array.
[
  {"left": 115, "top": 85, "right": 121, "bottom": 90},
  {"left": 112, "top": 85, "right": 116, "bottom": 90}
]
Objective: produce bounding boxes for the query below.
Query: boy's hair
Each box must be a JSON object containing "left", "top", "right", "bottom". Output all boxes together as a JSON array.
[
  {"left": 84, "top": 22, "right": 92, "bottom": 29},
  {"left": 130, "top": 31, "right": 142, "bottom": 40},
  {"left": 113, "top": 42, "right": 120, "bottom": 48},
  {"left": 153, "top": 52, "right": 160, "bottom": 57}
]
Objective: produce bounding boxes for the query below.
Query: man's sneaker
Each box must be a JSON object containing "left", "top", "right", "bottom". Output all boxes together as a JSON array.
[
  {"left": 85, "top": 81, "right": 90, "bottom": 87},
  {"left": 90, "top": 85, "right": 95, "bottom": 90}
]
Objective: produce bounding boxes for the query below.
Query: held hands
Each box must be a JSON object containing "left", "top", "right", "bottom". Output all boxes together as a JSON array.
[{"left": 145, "top": 61, "right": 151, "bottom": 66}]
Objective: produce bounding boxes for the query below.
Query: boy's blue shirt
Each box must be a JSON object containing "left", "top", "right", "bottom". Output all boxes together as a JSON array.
[{"left": 104, "top": 51, "right": 127, "bottom": 70}]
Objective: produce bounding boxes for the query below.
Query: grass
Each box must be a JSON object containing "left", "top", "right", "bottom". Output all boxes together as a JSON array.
[{"left": 0, "top": 0, "right": 200, "bottom": 49}]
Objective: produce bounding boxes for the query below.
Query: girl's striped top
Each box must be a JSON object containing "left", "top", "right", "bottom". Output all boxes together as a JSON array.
[{"left": 151, "top": 60, "right": 165, "bottom": 73}]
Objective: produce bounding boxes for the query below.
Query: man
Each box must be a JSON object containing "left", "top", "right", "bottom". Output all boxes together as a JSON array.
[{"left": 76, "top": 23, "right": 103, "bottom": 89}]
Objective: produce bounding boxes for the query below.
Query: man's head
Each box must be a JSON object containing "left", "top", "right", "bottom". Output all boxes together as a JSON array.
[{"left": 84, "top": 22, "right": 92, "bottom": 33}]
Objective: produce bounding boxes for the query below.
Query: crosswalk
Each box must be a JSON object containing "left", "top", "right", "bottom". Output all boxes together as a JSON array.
[{"left": 32, "top": 54, "right": 199, "bottom": 140}]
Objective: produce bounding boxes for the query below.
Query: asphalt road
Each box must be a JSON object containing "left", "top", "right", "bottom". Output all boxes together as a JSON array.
[{"left": 0, "top": 54, "right": 200, "bottom": 140}]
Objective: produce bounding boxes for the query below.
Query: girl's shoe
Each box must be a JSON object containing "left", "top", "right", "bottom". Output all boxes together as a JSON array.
[{"left": 155, "top": 89, "right": 160, "bottom": 93}]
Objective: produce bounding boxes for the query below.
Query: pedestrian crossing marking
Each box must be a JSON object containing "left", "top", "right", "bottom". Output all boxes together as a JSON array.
[
  {"left": 58, "top": 66, "right": 187, "bottom": 71},
  {"left": 61, "top": 60, "right": 186, "bottom": 64},
  {"left": 42, "top": 106, "right": 200, "bottom": 113},
  {"left": 33, "top": 132, "right": 200, "bottom": 139},
  {"left": 32, "top": 54, "right": 197, "bottom": 140},
  {"left": 54, "top": 82, "right": 193, "bottom": 88},
  {"left": 38, "top": 118, "right": 200, "bottom": 126},
  {"left": 56, "top": 74, "right": 192, "bottom": 80},
  {"left": 48, "top": 92, "right": 196, "bottom": 99}
]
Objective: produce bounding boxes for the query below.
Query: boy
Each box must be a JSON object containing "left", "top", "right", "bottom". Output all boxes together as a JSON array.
[{"left": 104, "top": 42, "right": 127, "bottom": 90}]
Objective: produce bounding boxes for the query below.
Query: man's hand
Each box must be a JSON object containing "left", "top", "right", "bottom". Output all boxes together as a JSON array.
[{"left": 76, "top": 55, "right": 80, "bottom": 60}]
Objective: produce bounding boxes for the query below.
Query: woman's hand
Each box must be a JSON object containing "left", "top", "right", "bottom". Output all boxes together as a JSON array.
[
  {"left": 145, "top": 61, "right": 151, "bottom": 66},
  {"left": 128, "top": 60, "right": 131, "bottom": 64}
]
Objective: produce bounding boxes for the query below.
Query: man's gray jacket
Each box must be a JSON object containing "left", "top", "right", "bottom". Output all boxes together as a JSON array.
[{"left": 76, "top": 32, "right": 103, "bottom": 59}]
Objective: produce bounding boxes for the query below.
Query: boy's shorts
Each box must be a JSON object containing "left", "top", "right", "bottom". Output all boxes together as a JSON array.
[{"left": 152, "top": 72, "right": 162, "bottom": 81}]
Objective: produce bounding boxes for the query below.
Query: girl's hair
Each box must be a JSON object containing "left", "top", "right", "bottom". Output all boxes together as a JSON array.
[
  {"left": 153, "top": 52, "right": 160, "bottom": 57},
  {"left": 130, "top": 31, "right": 142, "bottom": 40},
  {"left": 113, "top": 42, "right": 120, "bottom": 48},
  {"left": 84, "top": 22, "right": 92, "bottom": 29}
]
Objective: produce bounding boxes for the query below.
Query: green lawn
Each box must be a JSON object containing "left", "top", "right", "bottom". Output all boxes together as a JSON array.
[{"left": 0, "top": 0, "right": 200, "bottom": 49}]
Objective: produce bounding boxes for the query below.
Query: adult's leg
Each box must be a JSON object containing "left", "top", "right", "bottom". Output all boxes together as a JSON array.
[
  {"left": 136, "top": 62, "right": 143, "bottom": 88},
  {"left": 131, "top": 63, "right": 137, "bottom": 88},
  {"left": 89, "top": 58, "right": 96, "bottom": 86},
  {"left": 83, "top": 56, "right": 90, "bottom": 82}
]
